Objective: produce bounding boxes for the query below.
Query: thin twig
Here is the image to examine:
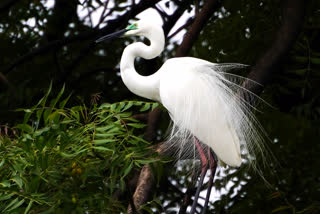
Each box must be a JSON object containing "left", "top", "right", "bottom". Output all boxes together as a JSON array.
[
  {"left": 153, "top": 4, "right": 169, "bottom": 22},
  {"left": 87, "top": 7, "right": 94, "bottom": 27},
  {"left": 168, "top": 17, "right": 194, "bottom": 40},
  {"left": 3, "top": 0, "right": 162, "bottom": 74},
  {"left": 194, "top": 0, "right": 200, "bottom": 17},
  {"left": 97, "top": 0, "right": 109, "bottom": 28}
]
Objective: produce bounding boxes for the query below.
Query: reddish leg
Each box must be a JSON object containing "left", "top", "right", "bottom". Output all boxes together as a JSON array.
[
  {"left": 201, "top": 149, "right": 217, "bottom": 214},
  {"left": 190, "top": 137, "right": 208, "bottom": 214}
]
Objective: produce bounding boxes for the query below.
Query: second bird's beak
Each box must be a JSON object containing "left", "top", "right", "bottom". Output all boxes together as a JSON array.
[{"left": 95, "top": 29, "right": 129, "bottom": 43}]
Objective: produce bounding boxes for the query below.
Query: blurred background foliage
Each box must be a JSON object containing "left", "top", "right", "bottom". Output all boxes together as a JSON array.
[{"left": 0, "top": 0, "right": 320, "bottom": 213}]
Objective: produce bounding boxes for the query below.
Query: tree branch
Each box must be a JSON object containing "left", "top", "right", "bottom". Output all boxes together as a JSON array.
[
  {"left": 242, "top": 0, "right": 306, "bottom": 102},
  {"left": 127, "top": 165, "right": 154, "bottom": 214},
  {"left": 175, "top": 0, "right": 221, "bottom": 57},
  {"left": 168, "top": 17, "right": 194, "bottom": 40},
  {"left": 97, "top": 0, "right": 110, "bottom": 27},
  {"left": 162, "top": 2, "right": 191, "bottom": 37},
  {"left": 3, "top": 0, "right": 161, "bottom": 75}
]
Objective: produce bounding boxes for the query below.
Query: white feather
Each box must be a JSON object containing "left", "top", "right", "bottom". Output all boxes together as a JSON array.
[{"left": 160, "top": 57, "right": 256, "bottom": 167}]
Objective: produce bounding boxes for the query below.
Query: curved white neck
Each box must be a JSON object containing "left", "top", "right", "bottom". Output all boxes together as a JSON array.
[{"left": 120, "top": 28, "right": 165, "bottom": 101}]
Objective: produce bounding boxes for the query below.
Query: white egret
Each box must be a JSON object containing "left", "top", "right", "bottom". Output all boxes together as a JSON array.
[{"left": 96, "top": 19, "right": 264, "bottom": 214}]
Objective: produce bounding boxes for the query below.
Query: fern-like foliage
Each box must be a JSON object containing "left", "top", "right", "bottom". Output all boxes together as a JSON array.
[{"left": 0, "top": 83, "right": 162, "bottom": 213}]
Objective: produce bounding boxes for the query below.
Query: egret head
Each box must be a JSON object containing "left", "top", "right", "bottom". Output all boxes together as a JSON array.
[
  {"left": 123, "top": 20, "right": 155, "bottom": 36},
  {"left": 95, "top": 20, "right": 162, "bottom": 43}
]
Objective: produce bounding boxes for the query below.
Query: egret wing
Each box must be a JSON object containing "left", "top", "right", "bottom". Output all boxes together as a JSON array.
[{"left": 159, "top": 58, "right": 245, "bottom": 167}]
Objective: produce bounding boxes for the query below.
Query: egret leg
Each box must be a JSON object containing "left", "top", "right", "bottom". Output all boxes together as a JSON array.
[
  {"left": 201, "top": 149, "right": 217, "bottom": 214},
  {"left": 190, "top": 137, "right": 208, "bottom": 214}
]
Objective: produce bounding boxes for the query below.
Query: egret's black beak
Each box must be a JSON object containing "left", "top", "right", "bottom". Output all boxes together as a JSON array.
[{"left": 95, "top": 29, "right": 129, "bottom": 43}]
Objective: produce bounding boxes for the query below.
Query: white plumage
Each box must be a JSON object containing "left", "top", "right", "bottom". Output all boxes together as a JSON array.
[
  {"left": 99, "top": 19, "right": 264, "bottom": 167},
  {"left": 159, "top": 57, "right": 242, "bottom": 166}
]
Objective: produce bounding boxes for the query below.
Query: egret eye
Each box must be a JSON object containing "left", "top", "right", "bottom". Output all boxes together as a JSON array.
[{"left": 126, "top": 23, "right": 138, "bottom": 30}]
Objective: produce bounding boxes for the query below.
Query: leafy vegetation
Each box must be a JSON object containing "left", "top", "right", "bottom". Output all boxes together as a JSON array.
[{"left": 0, "top": 84, "right": 162, "bottom": 213}]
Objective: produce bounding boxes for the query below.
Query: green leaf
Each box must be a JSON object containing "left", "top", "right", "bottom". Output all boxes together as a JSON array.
[
  {"left": 40, "top": 81, "right": 52, "bottom": 106},
  {"left": 151, "top": 103, "right": 159, "bottom": 110},
  {"left": 36, "top": 109, "right": 44, "bottom": 129},
  {"left": 3, "top": 197, "right": 19, "bottom": 212},
  {"left": 23, "top": 111, "right": 33, "bottom": 125},
  {"left": 0, "top": 180, "right": 11, "bottom": 187},
  {"left": 122, "top": 101, "right": 134, "bottom": 112},
  {"left": 34, "top": 127, "right": 50, "bottom": 136},
  {"left": 98, "top": 103, "right": 111, "bottom": 109},
  {"left": 122, "top": 161, "right": 133, "bottom": 178},
  {"left": 0, "top": 159, "right": 5, "bottom": 168},
  {"left": 0, "top": 193, "right": 14, "bottom": 201},
  {"left": 117, "top": 112, "right": 132, "bottom": 118},
  {"left": 7, "top": 198, "right": 25, "bottom": 212},
  {"left": 11, "top": 175, "right": 23, "bottom": 188},
  {"left": 106, "top": 127, "right": 121, "bottom": 133},
  {"left": 51, "top": 84, "right": 65, "bottom": 108},
  {"left": 14, "top": 124, "right": 33, "bottom": 133},
  {"left": 140, "top": 205, "right": 154, "bottom": 213},
  {"left": 119, "top": 102, "right": 126, "bottom": 110},
  {"left": 94, "top": 133, "right": 118, "bottom": 138},
  {"left": 24, "top": 201, "right": 33, "bottom": 214},
  {"left": 59, "top": 93, "right": 72, "bottom": 108},
  {"left": 96, "top": 125, "right": 114, "bottom": 132},
  {"left": 110, "top": 104, "right": 117, "bottom": 110},
  {"left": 127, "top": 123, "right": 147, "bottom": 128},
  {"left": 135, "top": 159, "right": 157, "bottom": 165},
  {"left": 93, "top": 139, "right": 117, "bottom": 144},
  {"left": 140, "top": 103, "right": 151, "bottom": 112},
  {"left": 60, "top": 148, "right": 88, "bottom": 158},
  {"left": 134, "top": 101, "right": 143, "bottom": 106},
  {"left": 92, "top": 146, "right": 114, "bottom": 153},
  {"left": 130, "top": 135, "right": 149, "bottom": 144},
  {"left": 70, "top": 109, "right": 80, "bottom": 121}
]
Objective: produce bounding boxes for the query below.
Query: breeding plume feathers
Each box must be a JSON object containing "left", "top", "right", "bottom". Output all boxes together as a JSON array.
[{"left": 159, "top": 57, "right": 267, "bottom": 168}]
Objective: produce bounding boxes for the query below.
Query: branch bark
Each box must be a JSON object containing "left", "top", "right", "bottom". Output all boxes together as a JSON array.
[
  {"left": 127, "top": 165, "right": 154, "bottom": 214},
  {"left": 242, "top": 0, "right": 305, "bottom": 102},
  {"left": 175, "top": 0, "right": 221, "bottom": 57}
]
